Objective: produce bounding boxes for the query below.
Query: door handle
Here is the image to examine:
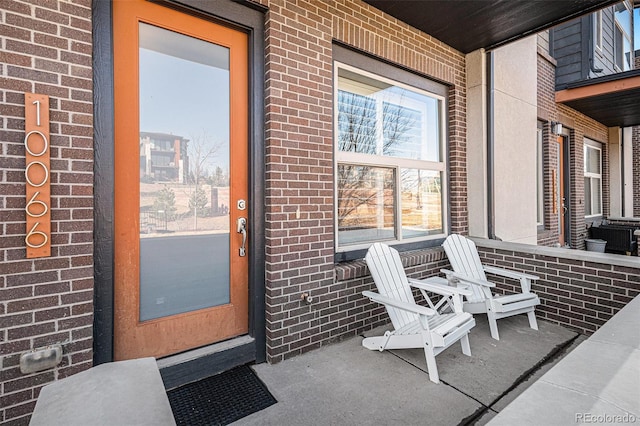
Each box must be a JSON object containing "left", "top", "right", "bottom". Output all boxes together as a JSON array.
[{"left": 236, "top": 217, "right": 247, "bottom": 257}]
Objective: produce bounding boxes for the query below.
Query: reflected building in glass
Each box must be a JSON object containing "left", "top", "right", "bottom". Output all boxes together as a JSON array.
[{"left": 139, "top": 131, "right": 189, "bottom": 183}]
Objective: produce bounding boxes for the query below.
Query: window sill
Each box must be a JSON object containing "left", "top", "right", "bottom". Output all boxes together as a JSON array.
[{"left": 335, "top": 245, "right": 446, "bottom": 282}]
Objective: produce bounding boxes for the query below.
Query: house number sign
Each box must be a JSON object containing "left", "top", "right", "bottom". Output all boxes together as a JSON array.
[{"left": 24, "top": 93, "right": 51, "bottom": 258}]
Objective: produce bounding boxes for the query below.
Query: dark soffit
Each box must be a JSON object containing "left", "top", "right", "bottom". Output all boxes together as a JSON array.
[
  {"left": 362, "top": 0, "right": 619, "bottom": 54},
  {"left": 556, "top": 70, "right": 640, "bottom": 128}
]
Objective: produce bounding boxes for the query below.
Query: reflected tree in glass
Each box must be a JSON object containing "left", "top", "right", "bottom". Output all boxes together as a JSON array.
[
  {"left": 336, "top": 90, "right": 418, "bottom": 242},
  {"left": 187, "top": 129, "right": 224, "bottom": 230}
]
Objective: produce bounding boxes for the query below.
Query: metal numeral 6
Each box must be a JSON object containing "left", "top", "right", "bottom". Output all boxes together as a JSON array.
[
  {"left": 26, "top": 191, "right": 48, "bottom": 218},
  {"left": 25, "top": 222, "right": 48, "bottom": 249}
]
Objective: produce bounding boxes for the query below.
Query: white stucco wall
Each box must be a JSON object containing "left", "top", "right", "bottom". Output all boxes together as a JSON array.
[
  {"left": 609, "top": 127, "right": 635, "bottom": 218},
  {"left": 622, "top": 127, "right": 639, "bottom": 217},
  {"left": 622, "top": 127, "right": 634, "bottom": 217},
  {"left": 609, "top": 127, "right": 622, "bottom": 217},
  {"left": 492, "top": 36, "right": 538, "bottom": 244},
  {"left": 466, "top": 49, "right": 488, "bottom": 238}
]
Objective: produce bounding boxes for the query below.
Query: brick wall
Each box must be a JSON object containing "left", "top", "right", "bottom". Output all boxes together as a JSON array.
[
  {"left": 559, "top": 107, "right": 609, "bottom": 250},
  {"left": 334, "top": 247, "right": 450, "bottom": 336},
  {"left": 0, "top": 1, "right": 94, "bottom": 424},
  {"left": 536, "top": 53, "right": 559, "bottom": 246},
  {"left": 261, "top": 0, "right": 466, "bottom": 363},
  {"left": 474, "top": 240, "right": 640, "bottom": 335},
  {"left": 337, "top": 240, "right": 640, "bottom": 339},
  {"left": 536, "top": 53, "right": 609, "bottom": 249}
]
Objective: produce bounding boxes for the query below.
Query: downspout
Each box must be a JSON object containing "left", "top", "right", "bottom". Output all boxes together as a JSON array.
[
  {"left": 486, "top": 50, "right": 496, "bottom": 239},
  {"left": 621, "top": 129, "right": 626, "bottom": 217}
]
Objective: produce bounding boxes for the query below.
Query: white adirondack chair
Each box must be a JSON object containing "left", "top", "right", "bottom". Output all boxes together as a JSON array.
[
  {"left": 442, "top": 234, "right": 540, "bottom": 341},
  {"left": 362, "top": 242, "right": 476, "bottom": 384}
]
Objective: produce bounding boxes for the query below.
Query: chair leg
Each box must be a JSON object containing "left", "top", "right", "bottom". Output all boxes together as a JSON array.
[
  {"left": 487, "top": 310, "right": 500, "bottom": 340},
  {"left": 423, "top": 344, "right": 439, "bottom": 384},
  {"left": 460, "top": 333, "right": 471, "bottom": 356},
  {"left": 527, "top": 311, "right": 539, "bottom": 330}
]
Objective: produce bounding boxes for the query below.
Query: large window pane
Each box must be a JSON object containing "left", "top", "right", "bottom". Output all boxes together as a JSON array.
[
  {"left": 337, "top": 90, "right": 377, "bottom": 154},
  {"left": 614, "top": 26, "right": 624, "bottom": 69},
  {"left": 584, "top": 177, "right": 592, "bottom": 216},
  {"left": 585, "top": 146, "right": 601, "bottom": 174},
  {"left": 584, "top": 141, "right": 603, "bottom": 218},
  {"left": 138, "top": 23, "right": 231, "bottom": 321},
  {"left": 335, "top": 62, "right": 446, "bottom": 249},
  {"left": 337, "top": 165, "right": 394, "bottom": 245},
  {"left": 337, "top": 69, "right": 440, "bottom": 162},
  {"left": 592, "top": 178, "right": 602, "bottom": 215},
  {"left": 400, "top": 169, "right": 443, "bottom": 238}
]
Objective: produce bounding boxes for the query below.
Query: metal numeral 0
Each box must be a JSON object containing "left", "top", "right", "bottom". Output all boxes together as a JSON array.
[
  {"left": 25, "top": 161, "right": 49, "bottom": 187},
  {"left": 26, "top": 191, "right": 48, "bottom": 218},
  {"left": 25, "top": 222, "right": 48, "bottom": 249},
  {"left": 24, "top": 130, "right": 48, "bottom": 157}
]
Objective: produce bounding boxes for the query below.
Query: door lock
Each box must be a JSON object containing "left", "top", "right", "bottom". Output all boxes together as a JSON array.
[{"left": 237, "top": 217, "right": 247, "bottom": 256}]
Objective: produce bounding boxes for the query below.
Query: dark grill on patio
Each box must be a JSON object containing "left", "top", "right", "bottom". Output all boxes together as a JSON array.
[{"left": 589, "top": 224, "right": 640, "bottom": 255}]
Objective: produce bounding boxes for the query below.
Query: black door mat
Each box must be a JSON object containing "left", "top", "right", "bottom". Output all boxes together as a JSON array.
[{"left": 167, "top": 364, "right": 277, "bottom": 426}]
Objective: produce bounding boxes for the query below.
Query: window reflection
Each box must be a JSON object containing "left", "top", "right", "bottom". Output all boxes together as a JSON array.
[
  {"left": 138, "top": 23, "right": 232, "bottom": 321},
  {"left": 335, "top": 64, "right": 446, "bottom": 248}
]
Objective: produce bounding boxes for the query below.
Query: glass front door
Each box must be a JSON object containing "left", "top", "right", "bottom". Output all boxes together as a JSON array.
[{"left": 113, "top": 0, "right": 249, "bottom": 360}]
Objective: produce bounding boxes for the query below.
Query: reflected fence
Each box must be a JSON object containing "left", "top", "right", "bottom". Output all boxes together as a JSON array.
[{"left": 140, "top": 210, "right": 168, "bottom": 234}]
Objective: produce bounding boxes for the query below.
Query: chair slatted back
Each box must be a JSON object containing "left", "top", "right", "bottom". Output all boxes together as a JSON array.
[
  {"left": 365, "top": 243, "right": 418, "bottom": 330},
  {"left": 442, "top": 234, "right": 487, "bottom": 303}
]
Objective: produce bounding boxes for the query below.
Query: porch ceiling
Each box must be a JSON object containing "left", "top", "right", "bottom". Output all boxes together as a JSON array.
[
  {"left": 362, "top": 0, "right": 619, "bottom": 54},
  {"left": 556, "top": 70, "right": 640, "bottom": 128}
]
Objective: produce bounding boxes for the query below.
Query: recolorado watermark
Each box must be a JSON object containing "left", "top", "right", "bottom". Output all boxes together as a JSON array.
[{"left": 576, "top": 413, "right": 638, "bottom": 424}]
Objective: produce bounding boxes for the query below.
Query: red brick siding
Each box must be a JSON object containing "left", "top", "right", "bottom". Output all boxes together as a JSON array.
[
  {"left": 536, "top": 53, "right": 609, "bottom": 249},
  {"left": 260, "top": 0, "right": 466, "bottom": 363},
  {"left": 0, "top": 1, "right": 94, "bottom": 424},
  {"left": 559, "top": 109, "right": 609, "bottom": 250},
  {"left": 538, "top": 122, "right": 560, "bottom": 247},
  {"left": 339, "top": 242, "right": 640, "bottom": 338},
  {"left": 475, "top": 245, "right": 640, "bottom": 335},
  {"left": 536, "top": 52, "right": 561, "bottom": 247},
  {"left": 335, "top": 248, "right": 449, "bottom": 336}
]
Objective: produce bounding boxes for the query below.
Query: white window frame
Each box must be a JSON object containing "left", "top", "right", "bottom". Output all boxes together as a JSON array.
[
  {"left": 584, "top": 139, "right": 603, "bottom": 218},
  {"left": 614, "top": 1, "right": 633, "bottom": 71},
  {"left": 334, "top": 62, "right": 448, "bottom": 252},
  {"left": 595, "top": 9, "right": 603, "bottom": 51}
]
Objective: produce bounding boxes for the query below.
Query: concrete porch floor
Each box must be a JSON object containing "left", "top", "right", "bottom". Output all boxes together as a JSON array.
[
  {"left": 33, "top": 304, "right": 640, "bottom": 426},
  {"left": 237, "top": 315, "right": 583, "bottom": 426}
]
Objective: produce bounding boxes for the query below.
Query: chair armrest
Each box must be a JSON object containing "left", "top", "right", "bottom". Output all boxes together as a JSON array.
[
  {"left": 408, "top": 278, "right": 473, "bottom": 297},
  {"left": 483, "top": 266, "right": 539, "bottom": 281},
  {"left": 440, "top": 269, "right": 495, "bottom": 288},
  {"left": 362, "top": 291, "right": 436, "bottom": 317}
]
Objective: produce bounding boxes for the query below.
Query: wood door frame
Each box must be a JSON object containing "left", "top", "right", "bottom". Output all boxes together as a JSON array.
[
  {"left": 92, "top": 0, "right": 266, "bottom": 369},
  {"left": 113, "top": 0, "right": 251, "bottom": 360}
]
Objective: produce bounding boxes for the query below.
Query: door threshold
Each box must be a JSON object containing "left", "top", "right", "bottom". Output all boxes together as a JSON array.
[
  {"left": 158, "top": 335, "right": 256, "bottom": 390},
  {"left": 157, "top": 335, "right": 254, "bottom": 368}
]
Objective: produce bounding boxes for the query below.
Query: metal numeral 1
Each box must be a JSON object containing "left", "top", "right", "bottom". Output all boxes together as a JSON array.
[{"left": 33, "top": 100, "right": 41, "bottom": 127}]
